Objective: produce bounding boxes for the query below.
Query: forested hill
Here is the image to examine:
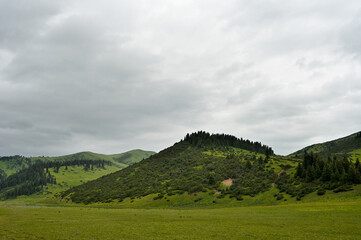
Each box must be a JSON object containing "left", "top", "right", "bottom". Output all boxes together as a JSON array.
[
  {"left": 0, "top": 149, "right": 155, "bottom": 200},
  {"left": 60, "top": 132, "right": 279, "bottom": 204},
  {"left": 290, "top": 131, "right": 361, "bottom": 158}
]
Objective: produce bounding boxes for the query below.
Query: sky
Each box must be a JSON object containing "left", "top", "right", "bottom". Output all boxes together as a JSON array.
[{"left": 1, "top": 0, "right": 361, "bottom": 156}]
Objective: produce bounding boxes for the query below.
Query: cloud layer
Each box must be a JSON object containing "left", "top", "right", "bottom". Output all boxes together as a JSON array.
[{"left": 1, "top": 0, "right": 361, "bottom": 156}]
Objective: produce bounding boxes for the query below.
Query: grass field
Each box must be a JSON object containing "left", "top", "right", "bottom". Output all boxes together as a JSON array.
[
  {"left": 1, "top": 185, "right": 361, "bottom": 239},
  {"left": 0, "top": 201, "right": 361, "bottom": 240}
]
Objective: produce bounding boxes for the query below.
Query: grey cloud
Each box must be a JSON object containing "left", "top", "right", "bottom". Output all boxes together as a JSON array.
[
  {"left": 0, "top": 0, "right": 62, "bottom": 49},
  {"left": 1, "top": 0, "right": 361, "bottom": 156}
]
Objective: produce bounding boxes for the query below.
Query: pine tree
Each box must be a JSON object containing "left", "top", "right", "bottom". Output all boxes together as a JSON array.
[
  {"left": 331, "top": 165, "right": 340, "bottom": 182},
  {"left": 315, "top": 162, "right": 322, "bottom": 178},
  {"left": 342, "top": 156, "right": 350, "bottom": 172},
  {"left": 321, "top": 163, "right": 332, "bottom": 182},
  {"left": 340, "top": 168, "right": 347, "bottom": 183},
  {"left": 295, "top": 163, "right": 303, "bottom": 178},
  {"left": 306, "top": 166, "right": 313, "bottom": 182},
  {"left": 311, "top": 165, "right": 317, "bottom": 180},
  {"left": 347, "top": 164, "right": 357, "bottom": 183}
]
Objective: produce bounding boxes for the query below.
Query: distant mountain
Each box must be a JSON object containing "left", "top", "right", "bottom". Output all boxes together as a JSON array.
[
  {"left": 31, "top": 149, "right": 155, "bottom": 167},
  {"left": 290, "top": 131, "right": 361, "bottom": 158},
  {"left": 0, "top": 150, "right": 155, "bottom": 176},
  {"left": 0, "top": 149, "right": 155, "bottom": 200}
]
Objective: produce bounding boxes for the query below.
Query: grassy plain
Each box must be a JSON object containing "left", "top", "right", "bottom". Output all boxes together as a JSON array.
[
  {"left": 0, "top": 201, "right": 361, "bottom": 240},
  {"left": 1, "top": 184, "right": 361, "bottom": 239}
]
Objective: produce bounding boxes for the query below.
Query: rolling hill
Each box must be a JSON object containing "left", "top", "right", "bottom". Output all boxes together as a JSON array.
[
  {"left": 60, "top": 132, "right": 297, "bottom": 205},
  {"left": 0, "top": 149, "right": 155, "bottom": 200},
  {"left": 290, "top": 131, "right": 361, "bottom": 159},
  {"left": 0, "top": 149, "right": 155, "bottom": 177},
  {"left": 60, "top": 131, "right": 361, "bottom": 207}
]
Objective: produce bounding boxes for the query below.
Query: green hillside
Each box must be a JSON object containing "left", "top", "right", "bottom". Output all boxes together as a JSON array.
[
  {"left": 30, "top": 149, "right": 155, "bottom": 168},
  {"left": 0, "top": 149, "right": 155, "bottom": 200},
  {"left": 60, "top": 132, "right": 295, "bottom": 205},
  {"left": 0, "top": 149, "right": 155, "bottom": 177},
  {"left": 60, "top": 131, "right": 361, "bottom": 207},
  {"left": 290, "top": 131, "right": 361, "bottom": 158}
]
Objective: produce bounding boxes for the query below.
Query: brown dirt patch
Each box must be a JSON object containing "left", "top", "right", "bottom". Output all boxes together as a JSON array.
[{"left": 222, "top": 178, "right": 233, "bottom": 186}]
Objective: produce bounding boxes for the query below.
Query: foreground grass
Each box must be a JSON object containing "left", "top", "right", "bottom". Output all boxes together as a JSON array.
[{"left": 0, "top": 201, "right": 361, "bottom": 240}]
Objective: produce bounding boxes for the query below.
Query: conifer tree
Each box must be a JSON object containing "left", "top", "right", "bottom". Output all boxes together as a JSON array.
[{"left": 321, "top": 163, "right": 332, "bottom": 182}]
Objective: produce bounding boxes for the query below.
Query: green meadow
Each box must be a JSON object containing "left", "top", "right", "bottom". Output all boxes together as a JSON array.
[
  {"left": 1, "top": 201, "right": 361, "bottom": 240},
  {"left": 1, "top": 185, "right": 361, "bottom": 239}
]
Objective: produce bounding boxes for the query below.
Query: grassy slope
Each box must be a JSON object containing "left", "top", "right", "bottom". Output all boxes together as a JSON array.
[
  {"left": 0, "top": 165, "right": 121, "bottom": 205},
  {"left": 290, "top": 131, "right": 361, "bottom": 158},
  {"left": 0, "top": 150, "right": 155, "bottom": 176},
  {"left": 30, "top": 149, "right": 155, "bottom": 167},
  {"left": 1, "top": 201, "right": 361, "bottom": 240},
  {"left": 0, "top": 150, "right": 155, "bottom": 202},
  {"left": 48, "top": 183, "right": 361, "bottom": 209},
  {"left": 59, "top": 141, "right": 296, "bottom": 205}
]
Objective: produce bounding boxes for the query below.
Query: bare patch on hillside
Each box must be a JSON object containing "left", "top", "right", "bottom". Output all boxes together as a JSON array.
[{"left": 222, "top": 179, "right": 233, "bottom": 186}]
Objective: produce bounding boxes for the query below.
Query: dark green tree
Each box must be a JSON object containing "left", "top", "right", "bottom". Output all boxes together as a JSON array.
[{"left": 321, "top": 163, "right": 332, "bottom": 182}]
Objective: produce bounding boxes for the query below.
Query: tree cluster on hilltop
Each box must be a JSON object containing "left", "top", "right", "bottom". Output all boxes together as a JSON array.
[{"left": 184, "top": 131, "right": 274, "bottom": 156}]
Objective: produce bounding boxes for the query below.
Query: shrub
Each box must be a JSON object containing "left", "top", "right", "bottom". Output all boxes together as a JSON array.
[
  {"left": 333, "top": 185, "right": 353, "bottom": 193},
  {"left": 317, "top": 188, "right": 326, "bottom": 195},
  {"left": 276, "top": 194, "right": 284, "bottom": 200}
]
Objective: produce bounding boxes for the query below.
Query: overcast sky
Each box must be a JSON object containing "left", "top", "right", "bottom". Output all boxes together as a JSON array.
[{"left": 1, "top": 0, "right": 361, "bottom": 156}]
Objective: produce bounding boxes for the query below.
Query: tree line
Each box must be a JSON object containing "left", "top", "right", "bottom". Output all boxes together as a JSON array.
[
  {"left": 295, "top": 152, "right": 361, "bottom": 184},
  {"left": 276, "top": 152, "right": 361, "bottom": 200},
  {"left": 184, "top": 131, "right": 274, "bottom": 156}
]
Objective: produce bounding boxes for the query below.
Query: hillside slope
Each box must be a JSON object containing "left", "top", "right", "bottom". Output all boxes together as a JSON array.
[
  {"left": 0, "top": 149, "right": 155, "bottom": 177},
  {"left": 31, "top": 150, "right": 155, "bottom": 168},
  {"left": 290, "top": 131, "right": 361, "bottom": 158},
  {"left": 61, "top": 132, "right": 300, "bottom": 205},
  {"left": 0, "top": 149, "right": 155, "bottom": 200},
  {"left": 61, "top": 132, "right": 361, "bottom": 207}
]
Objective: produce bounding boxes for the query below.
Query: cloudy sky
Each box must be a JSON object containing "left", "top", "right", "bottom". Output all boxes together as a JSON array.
[{"left": 1, "top": 0, "right": 361, "bottom": 156}]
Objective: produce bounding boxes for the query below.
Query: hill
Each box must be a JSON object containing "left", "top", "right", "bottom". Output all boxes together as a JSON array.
[
  {"left": 60, "top": 131, "right": 361, "bottom": 206},
  {"left": 0, "top": 149, "right": 155, "bottom": 200},
  {"left": 30, "top": 149, "right": 155, "bottom": 168},
  {"left": 60, "top": 132, "right": 300, "bottom": 205},
  {"left": 0, "top": 149, "right": 155, "bottom": 177},
  {"left": 290, "top": 131, "right": 361, "bottom": 159}
]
